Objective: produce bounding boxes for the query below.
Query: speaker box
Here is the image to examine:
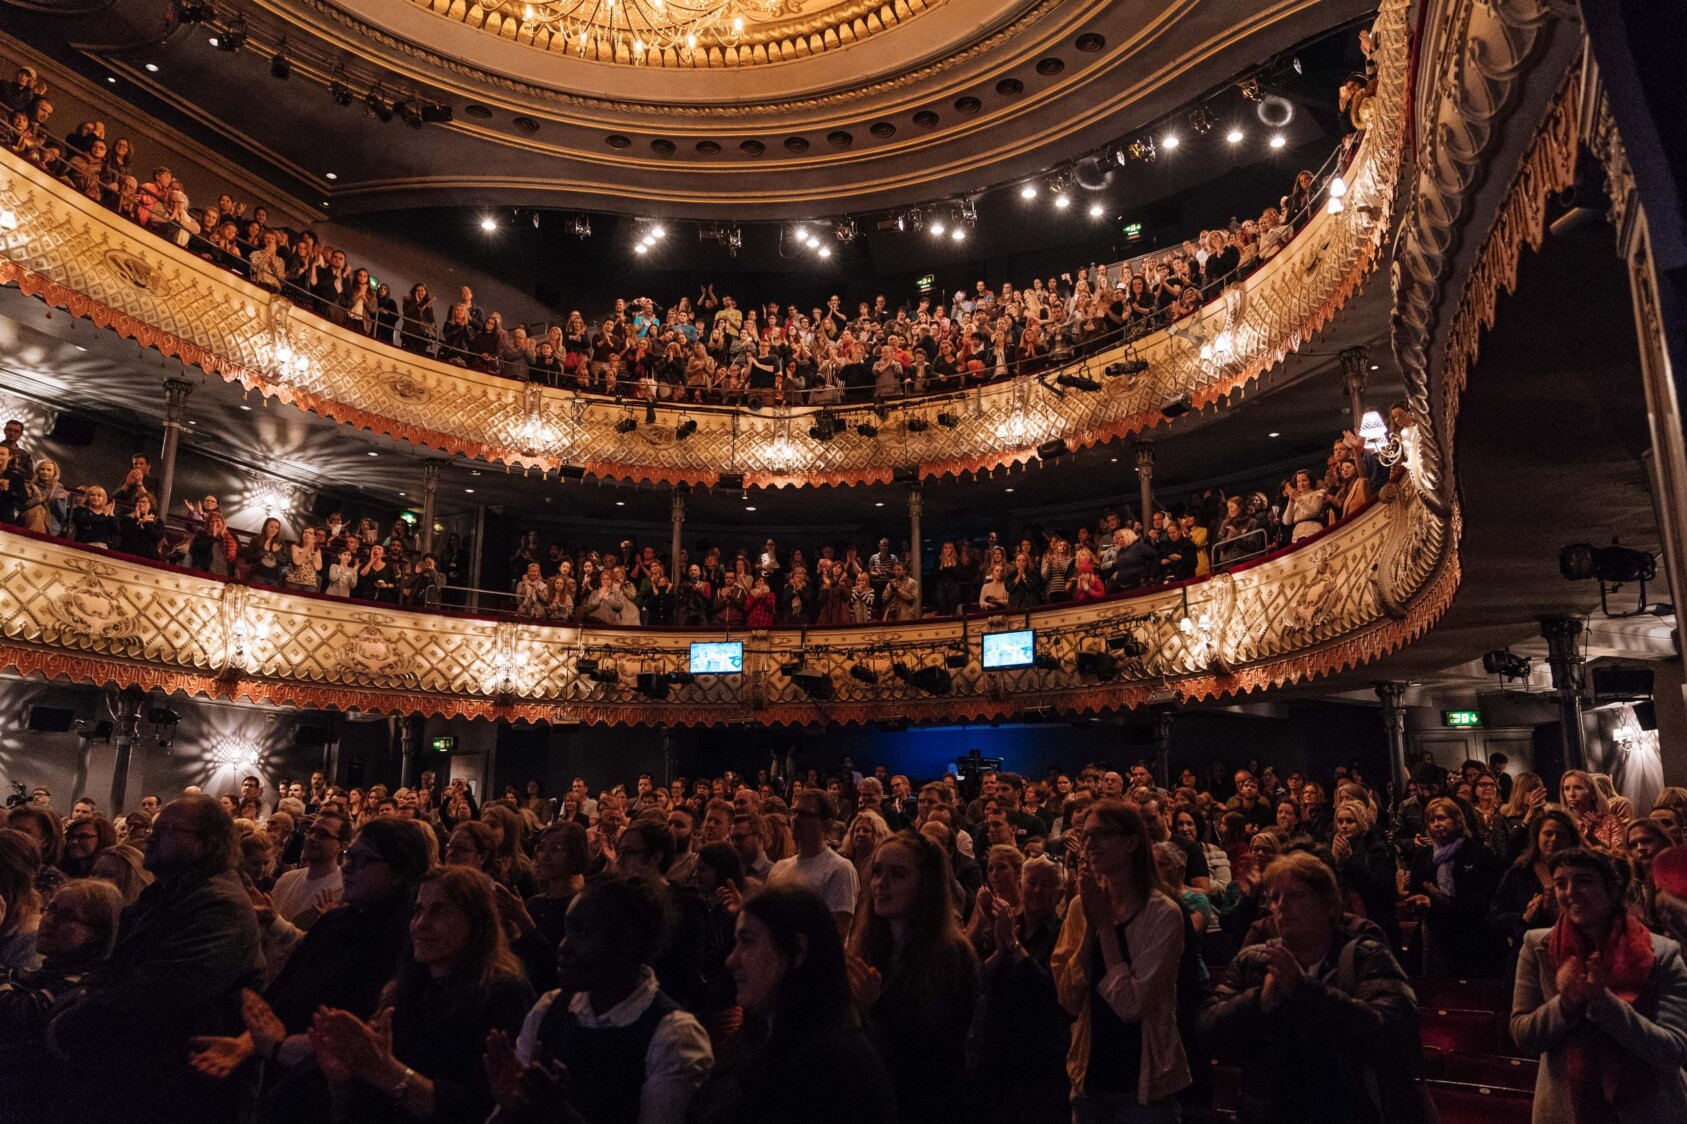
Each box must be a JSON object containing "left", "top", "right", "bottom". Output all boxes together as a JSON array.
[
  {"left": 1591, "top": 665, "right": 1653, "bottom": 701},
  {"left": 297, "top": 724, "right": 329, "bottom": 747},
  {"left": 48, "top": 415, "right": 97, "bottom": 446},
  {"left": 22, "top": 705, "right": 76, "bottom": 732}
]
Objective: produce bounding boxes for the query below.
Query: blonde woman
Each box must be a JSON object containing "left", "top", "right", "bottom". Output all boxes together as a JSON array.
[
  {"left": 1501, "top": 770, "right": 1548, "bottom": 827},
  {"left": 21, "top": 458, "right": 72, "bottom": 536},
  {"left": 1561, "top": 768, "right": 1625, "bottom": 850},
  {"left": 69, "top": 485, "right": 119, "bottom": 548},
  {"left": 841, "top": 808, "right": 891, "bottom": 890},
  {"left": 90, "top": 842, "right": 153, "bottom": 906}
]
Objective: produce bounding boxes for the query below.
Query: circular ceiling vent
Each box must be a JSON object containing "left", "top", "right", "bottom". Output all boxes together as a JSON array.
[
  {"left": 740, "top": 139, "right": 765, "bottom": 155},
  {"left": 826, "top": 130, "right": 853, "bottom": 149},
  {"left": 463, "top": 103, "right": 493, "bottom": 119},
  {"left": 954, "top": 96, "right": 981, "bottom": 114},
  {"left": 512, "top": 116, "right": 541, "bottom": 134},
  {"left": 604, "top": 133, "right": 632, "bottom": 149},
  {"left": 650, "top": 138, "right": 676, "bottom": 155},
  {"left": 995, "top": 78, "right": 1024, "bottom": 97},
  {"left": 869, "top": 121, "right": 896, "bottom": 138},
  {"left": 912, "top": 110, "right": 939, "bottom": 129},
  {"left": 784, "top": 135, "right": 810, "bottom": 152},
  {"left": 1035, "top": 57, "right": 1065, "bottom": 76},
  {"left": 1075, "top": 33, "right": 1106, "bottom": 52},
  {"left": 695, "top": 140, "right": 721, "bottom": 155}
]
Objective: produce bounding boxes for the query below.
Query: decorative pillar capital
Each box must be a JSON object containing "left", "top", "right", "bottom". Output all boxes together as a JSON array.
[
  {"left": 671, "top": 485, "right": 687, "bottom": 524},
  {"left": 1540, "top": 615, "right": 1585, "bottom": 684},
  {"left": 421, "top": 460, "right": 442, "bottom": 490},
  {"left": 1134, "top": 441, "right": 1154, "bottom": 477},
  {"left": 162, "top": 378, "right": 194, "bottom": 421},
  {"left": 907, "top": 484, "right": 923, "bottom": 519},
  {"left": 1340, "top": 346, "right": 1371, "bottom": 393}
]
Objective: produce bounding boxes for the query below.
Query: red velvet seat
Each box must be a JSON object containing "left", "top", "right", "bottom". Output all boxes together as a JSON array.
[
  {"left": 1426, "top": 1080, "right": 1533, "bottom": 1124},
  {"left": 1412, "top": 977, "right": 1507, "bottom": 1014},
  {"left": 1420, "top": 1008, "right": 1501, "bottom": 1055},
  {"left": 1442, "top": 1052, "right": 1537, "bottom": 1091}
]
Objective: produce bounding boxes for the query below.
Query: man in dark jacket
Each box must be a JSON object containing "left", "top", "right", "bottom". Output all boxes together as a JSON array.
[{"left": 51, "top": 794, "right": 264, "bottom": 1123}]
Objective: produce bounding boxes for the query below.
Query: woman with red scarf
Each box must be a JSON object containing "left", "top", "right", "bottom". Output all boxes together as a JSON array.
[{"left": 1511, "top": 847, "right": 1687, "bottom": 1123}]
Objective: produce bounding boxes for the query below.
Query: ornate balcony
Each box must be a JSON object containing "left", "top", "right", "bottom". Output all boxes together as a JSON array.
[
  {"left": 0, "top": 468, "right": 1451, "bottom": 725},
  {"left": 0, "top": 0, "right": 1408, "bottom": 489}
]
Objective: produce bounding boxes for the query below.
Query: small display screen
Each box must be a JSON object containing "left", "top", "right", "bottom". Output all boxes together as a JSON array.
[
  {"left": 689, "top": 641, "right": 744, "bottom": 674},
  {"left": 981, "top": 630, "right": 1036, "bottom": 670}
]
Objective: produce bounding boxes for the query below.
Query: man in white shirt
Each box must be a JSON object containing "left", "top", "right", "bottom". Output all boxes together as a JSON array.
[
  {"left": 491, "top": 877, "right": 711, "bottom": 1124},
  {"left": 267, "top": 810, "right": 346, "bottom": 926},
  {"left": 767, "top": 791, "right": 859, "bottom": 938}
]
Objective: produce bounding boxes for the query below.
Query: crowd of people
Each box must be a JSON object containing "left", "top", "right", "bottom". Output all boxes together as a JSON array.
[
  {"left": 1, "top": 55, "right": 1357, "bottom": 409},
  {"left": 4, "top": 747, "right": 1686, "bottom": 1124},
  {"left": 0, "top": 410, "right": 1396, "bottom": 625}
]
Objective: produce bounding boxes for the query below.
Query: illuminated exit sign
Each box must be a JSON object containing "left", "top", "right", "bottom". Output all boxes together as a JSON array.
[
  {"left": 1442, "top": 710, "right": 1482, "bottom": 729},
  {"left": 431, "top": 736, "right": 458, "bottom": 751}
]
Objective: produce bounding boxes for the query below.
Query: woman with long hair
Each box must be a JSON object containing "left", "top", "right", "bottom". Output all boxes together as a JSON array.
[
  {"left": 309, "top": 867, "right": 533, "bottom": 1123},
  {"left": 1051, "top": 799, "right": 1191, "bottom": 1121},
  {"left": 1407, "top": 797, "right": 1506, "bottom": 978},
  {"left": 1562, "top": 769, "right": 1626, "bottom": 851},
  {"left": 242, "top": 516, "right": 288, "bottom": 587},
  {"left": 90, "top": 842, "right": 153, "bottom": 906},
  {"left": 967, "top": 843, "right": 1026, "bottom": 956},
  {"left": 840, "top": 809, "right": 891, "bottom": 891},
  {"left": 1298, "top": 782, "right": 1333, "bottom": 843},
  {"left": 1511, "top": 847, "right": 1687, "bottom": 1122},
  {"left": 1331, "top": 800, "right": 1400, "bottom": 951},
  {"left": 1489, "top": 810, "right": 1585, "bottom": 989},
  {"left": 478, "top": 804, "right": 538, "bottom": 898},
  {"left": 522, "top": 821, "right": 587, "bottom": 951},
  {"left": 846, "top": 830, "right": 980, "bottom": 1120}
]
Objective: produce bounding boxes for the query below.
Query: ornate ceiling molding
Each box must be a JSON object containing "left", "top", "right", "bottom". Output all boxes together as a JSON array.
[
  {"left": 0, "top": 7, "right": 1405, "bottom": 488},
  {"left": 0, "top": 481, "right": 1453, "bottom": 725}
]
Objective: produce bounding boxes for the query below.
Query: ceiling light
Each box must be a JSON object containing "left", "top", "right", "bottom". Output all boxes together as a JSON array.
[
  {"left": 1088, "top": 203, "right": 1105, "bottom": 218},
  {"left": 1226, "top": 128, "right": 1244, "bottom": 144},
  {"left": 1020, "top": 183, "right": 1037, "bottom": 199},
  {"left": 745, "top": 505, "right": 756, "bottom": 511},
  {"left": 270, "top": 45, "right": 291, "bottom": 80},
  {"left": 875, "top": 501, "right": 885, "bottom": 507},
  {"left": 1268, "top": 431, "right": 1280, "bottom": 438},
  {"left": 144, "top": 63, "right": 160, "bottom": 73},
  {"left": 106, "top": 76, "right": 117, "bottom": 84},
  {"left": 366, "top": 450, "right": 379, "bottom": 457},
  {"left": 930, "top": 218, "right": 946, "bottom": 235},
  {"left": 650, "top": 224, "right": 666, "bottom": 239},
  {"left": 951, "top": 227, "right": 965, "bottom": 241},
  {"left": 1270, "top": 135, "right": 1286, "bottom": 149},
  {"left": 464, "top": 488, "right": 475, "bottom": 494},
  {"left": 74, "top": 345, "right": 87, "bottom": 352},
  {"left": 240, "top": 405, "right": 252, "bottom": 411},
  {"left": 818, "top": 245, "right": 832, "bottom": 258},
  {"left": 1054, "top": 193, "right": 1071, "bottom": 209},
  {"left": 479, "top": 216, "right": 497, "bottom": 232},
  {"left": 634, "top": 243, "right": 648, "bottom": 255},
  {"left": 1162, "top": 133, "right": 1179, "bottom": 150},
  {"left": 1005, "top": 487, "right": 1015, "bottom": 493},
  {"left": 615, "top": 500, "right": 625, "bottom": 506},
  {"left": 325, "top": 172, "right": 338, "bottom": 180}
]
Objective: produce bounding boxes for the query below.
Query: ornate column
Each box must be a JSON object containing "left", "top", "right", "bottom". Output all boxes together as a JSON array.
[
  {"left": 1133, "top": 442, "right": 1154, "bottom": 526},
  {"left": 398, "top": 714, "right": 420, "bottom": 790},
  {"left": 1153, "top": 708, "right": 1175, "bottom": 789},
  {"left": 1341, "top": 346, "right": 1370, "bottom": 430},
  {"left": 419, "top": 460, "right": 441, "bottom": 555},
  {"left": 156, "top": 379, "right": 193, "bottom": 517},
  {"left": 908, "top": 485, "right": 924, "bottom": 617},
  {"left": 1541, "top": 615, "right": 1587, "bottom": 773},
  {"left": 107, "top": 686, "right": 144, "bottom": 815},
  {"left": 467, "top": 504, "right": 486, "bottom": 612},
  {"left": 670, "top": 485, "right": 686, "bottom": 582},
  {"left": 1375, "top": 682, "right": 1409, "bottom": 810}
]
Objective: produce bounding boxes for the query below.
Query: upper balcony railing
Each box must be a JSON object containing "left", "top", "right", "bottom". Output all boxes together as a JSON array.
[
  {"left": 0, "top": 0, "right": 1407, "bottom": 489},
  {"left": 0, "top": 461, "right": 1452, "bottom": 725}
]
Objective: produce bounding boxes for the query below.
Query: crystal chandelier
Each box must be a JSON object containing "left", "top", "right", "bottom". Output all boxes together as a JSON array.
[{"left": 514, "top": 0, "right": 786, "bottom": 63}]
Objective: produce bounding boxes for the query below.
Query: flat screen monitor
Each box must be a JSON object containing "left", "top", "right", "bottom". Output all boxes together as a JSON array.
[
  {"left": 981, "top": 629, "right": 1036, "bottom": 670},
  {"left": 689, "top": 641, "right": 744, "bottom": 674}
]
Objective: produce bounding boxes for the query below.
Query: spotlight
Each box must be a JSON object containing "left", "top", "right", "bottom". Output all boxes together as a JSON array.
[
  {"left": 331, "top": 79, "right": 354, "bottom": 107},
  {"left": 396, "top": 99, "right": 425, "bottom": 128},
  {"left": 892, "top": 662, "right": 952, "bottom": 694},
  {"left": 588, "top": 662, "right": 621, "bottom": 684},
  {"left": 576, "top": 657, "right": 599, "bottom": 674},
  {"left": 635, "top": 673, "right": 671, "bottom": 700},
  {"left": 674, "top": 418, "right": 698, "bottom": 440},
  {"left": 818, "top": 245, "right": 833, "bottom": 258},
  {"left": 717, "top": 472, "right": 745, "bottom": 490},
  {"left": 849, "top": 662, "right": 881, "bottom": 684},
  {"left": 1189, "top": 106, "right": 1214, "bottom": 134},
  {"left": 809, "top": 411, "right": 842, "bottom": 441},
  {"left": 1161, "top": 133, "right": 1179, "bottom": 150},
  {"left": 1481, "top": 650, "right": 1533, "bottom": 680},
  {"left": 1106, "top": 634, "right": 1146, "bottom": 657},
  {"left": 567, "top": 214, "right": 592, "bottom": 239},
  {"left": 1226, "top": 127, "right": 1244, "bottom": 144},
  {"left": 1037, "top": 439, "right": 1068, "bottom": 460},
  {"left": 1269, "top": 135, "right": 1286, "bottom": 149},
  {"left": 173, "top": 0, "right": 210, "bottom": 24},
  {"left": 650, "top": 224, "right": 666, "bottom": 239},
  {"left": 1104, "top": 358, "right": 1150, "bottom": 377},
  {"left": 958, "top": 198, "right": 978, "bottom": 228},
  {"left": 213, "top": 14, "right": 246, "bottom": 51},
  {"left": 791, "top": 669, "right": 835, "bottom": 700},
  {"left": 1055, "top": 372, "right": 1103, "bottom": 392},
  {"left": 421, "top": 103, "right": 453, "bottom": 123},
  {"left": 1075, "top": 651, "right": 1118, "bottom": 680},
  {"left": 1088, "top": 202, "right": 1105, "bottom": 218},
  {"left": 634, "top": 243, "right": 649, "bottom": 255},
  {"left": 856, "top": 421, "right": 879, "bottom": 439},
  {"left": 365, "top": 86, "right": 393, "bottom": 123},
  {"left": 667, "top": 671, "right": 697, "bottom": 686},
  {"left": 936, "top": 411, "right": 959, "bottom": 428},
  {"left": 1160, "top": 394, "right": 1192, "bottom": 419},
  {"left": 906, "top": 416, "right": 929, "bottom": 433},
  {"left": 1032, "top": 654, "right": 1063, "bottom": 671},
  {"left": 479, "top": 216, "right": 497, "bottom": 233},
  {"left": 929, "top": 214, "right": 946, "bottom": 236},
  {"left": 1240, "top": 76, "right": 1262, "bottom": 101},
  {"left": 778, "top": 658, "right": 804, "bottom": 677},
  {"left": 269, "top": 45, "right": 291, "bottom": 79},
  {"left": 833, "top": 218, "right": 859, "bottom": 243},
  {"left": 1128, "top": 136, "right": 1157, "bottom": 163},
  {"left": 615, "top": 417, "right": 639, "bottom": 434},
  {"left": 1053, "top": 193, "right": 1071, "bottom": 210},
  {"left": 1560, "top": 541, "right": 1659, "bottom": 615},
  {"left": 951, "top": 227, "right": 966, "bottom": 242},
  {"left": 1020, "top": 183, "right": 1038, "bottom": 199}
]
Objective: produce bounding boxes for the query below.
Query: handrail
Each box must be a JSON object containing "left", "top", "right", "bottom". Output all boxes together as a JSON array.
[{"left": 0, "top": 469, "right": 1453, "bottom": 726}]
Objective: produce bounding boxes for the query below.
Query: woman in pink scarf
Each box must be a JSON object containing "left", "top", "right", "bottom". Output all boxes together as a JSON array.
[{"left": 1511, "top": 847, "right": 1687, "bottom": 1123}]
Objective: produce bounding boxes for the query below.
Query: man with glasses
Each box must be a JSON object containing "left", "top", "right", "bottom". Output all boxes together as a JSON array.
[
  {"left": 268, "top": 810, "right": 346, "bottom": 928},
  {"left": 730, "top": 812, "right": 773, "bottom": 884},
  {"left": 51, "top": 795, "right": 263, "bottom": 1122},
  {"left": 767, "top": 791, "right": 858, "bottom": 939}
]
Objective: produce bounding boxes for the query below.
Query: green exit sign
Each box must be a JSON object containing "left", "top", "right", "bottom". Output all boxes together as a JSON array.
[
  {"left": 431, "top": 736, "right": 457, "bottom": 752},
  {"left": 916, "top": 273, "right": 935, "bottom": 291},
  {"left": 1123, "top": 222, "right": 1144, "bottom": 239},
  {"left": 1442, "top": 710, "right": 1482, "bottom": 729}
]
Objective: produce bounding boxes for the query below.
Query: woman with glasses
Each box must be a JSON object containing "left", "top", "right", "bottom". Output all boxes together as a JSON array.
[
  {"left": 1470, "top": 772, "right": 1518, "bottom": 861},
  {"left": 1052, "top": 799, "right": 1191, "bottom": 1122}
]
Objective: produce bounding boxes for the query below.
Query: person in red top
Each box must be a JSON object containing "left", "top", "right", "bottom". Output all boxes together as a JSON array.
[{"left": 745, "top": 575, "right": 777, "bottom": 629}]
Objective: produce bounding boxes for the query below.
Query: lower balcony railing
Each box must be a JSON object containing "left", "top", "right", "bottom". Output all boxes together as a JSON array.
[{"left": 0, "top": 474, "right": 1454, "bottom": 725}]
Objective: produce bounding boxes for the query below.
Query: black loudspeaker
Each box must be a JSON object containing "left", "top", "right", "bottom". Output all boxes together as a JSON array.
[
  {"left": 48, "top": 415, "right": 97, "bottom": 446},
  {"left": 23, "top": 705, "right": 76, "bottom": 732},
  {"left": 1591, "top": 665, "right": 1653, "bottom": 701},
  {"left": 1633, "top": 699, "right": 1658, "bottom": 732},
  {"left": 297, "top": 724, "right": 329, "bottom": 747}
]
